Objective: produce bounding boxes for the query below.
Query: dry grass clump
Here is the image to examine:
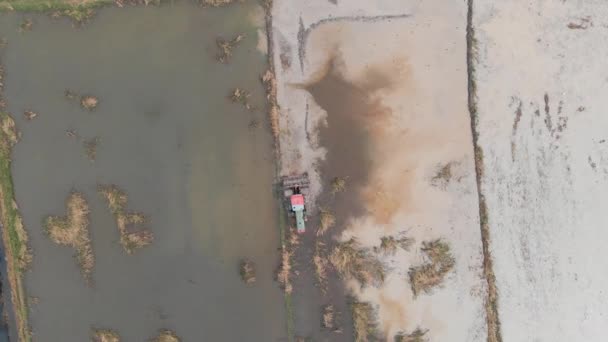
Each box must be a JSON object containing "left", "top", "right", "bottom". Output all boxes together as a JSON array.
[
  {"left": 377, "top": 235, "right": 414, "bottom": 255},
  {"left": 240, "top": 259, "right": 256, "bottom": 285},
  {"left": 317, "top": 208, "right": 335, "bottom": 236},
  {"left": 98, "top": 185, "right": 154, "bottom": 254},
  {"left": 150, "top": 329, "right": 180, "bottom": 342},
  {"left": 394, "top": 328, "right": 428, "bottom": 342},
  {"left": 92, "top": 329, "right": 120, "bottom": 342},
  {"left": 44, "top": 192, "right": 94, "bottom": 281},
  {"left": 84, "top": 137, "right": 99, "bottom": 161},
  {"left": 261, "top": 70, "right": 280, "bottom": 140},
  {"left": 80, "top": 95, "right": 98, "bottom": 111},
  {"left": 216, "top": 34, "right": 244, "bottom": 63},
  {"left": 201, "top": 0, "right": 242, "bottom": 7},
  {"left": 330, "top": 176, "right": 347, "bottom": 195},
  {"left": 23, "top": 110, "right": 38, "bottom": 121},
  {"left": 322, "top": 304, "right": 341, "bottom": 332},
  {"left": 0, "top": 113, "right": 20, "bottom": 146},
  {"left": 330, "top": 238, "right": 385, "bottom": 287},
  {"left": 409, "top": 239, "right": 455, "bottom": 297},
  {"left": 351, "top": 301, "right": 377, "bottom": 342},
  {"left": 313, "top": 240, "right": 329, "bottom": 293},
  {"left": 277, "top": 228, "right": 299, "bottom": 294},
  {"left": 229, "top": 87, "right": 253, "bottom": 110}
]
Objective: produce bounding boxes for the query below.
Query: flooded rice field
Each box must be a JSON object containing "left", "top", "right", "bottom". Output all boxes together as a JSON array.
[{"left": 0, "top": 2, "right": 286, "bottom": 341}]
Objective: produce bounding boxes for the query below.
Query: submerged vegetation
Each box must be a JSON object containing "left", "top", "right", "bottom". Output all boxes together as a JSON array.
[
  {"left": 229, "top": 87, "right": 254, "bottom": 110},
  {"left": 18, "top": 18, "right": 32, "bottom": 32},
  {"left": 351, "top": 301, "right": 377, "bottom": 342},
  {"left": 331, "top": 238, "right": 385, "bottom": 287},
  {"left": 98, "top": 184, "right": 154, "bottom": 254},
  {"left": 216, "top": 34, "right": 244, "bottom": 63},
  {"left": 0, "top": 110, "right": 31, "bottom": 342},
  {"left": 92, "top": 329, "right": 120, "bottom": 342},
  {"left": 394, "top": 328, "right": 429, "bottom": 342},
  {"left": 84, "top": 136, "right": 99, "bottom": 161},
  {"left": 23, "top": 110, "right": 38, "bottom": 121},
  {"left": 409, "top": 239, "right": 455, "bottom": 296},
  {"left": 44, "top": 191, "right": 94, "bottom": 282},
  {"left": 239, "top": 258, "right": 256, "bottom": 285},
  {"left": 150, "top": 329, "right": 180, "bottom": 342}
]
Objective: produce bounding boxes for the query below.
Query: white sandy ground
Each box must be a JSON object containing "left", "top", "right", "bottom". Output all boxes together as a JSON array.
[
  {"left": 473, "top": 1, "right": 608, "bottom": 341},
  {"left": 271, "top": 1, "right": 487, "bottom": 340}
]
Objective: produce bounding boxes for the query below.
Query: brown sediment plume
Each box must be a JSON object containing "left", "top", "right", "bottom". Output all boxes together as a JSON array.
[
  {"left": 98, "top": 184, "right": 153, "bottom": 254},
  {"left": 44, "top": 192, "right": 94, "bottom": 282}
]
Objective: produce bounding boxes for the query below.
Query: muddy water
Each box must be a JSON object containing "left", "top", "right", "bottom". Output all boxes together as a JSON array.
[
  {"left": 0, "top": 3, "right": 285, "bottom": 341},
  {"left": 285, "top": 66, "right": 384, "bottom": 341}
]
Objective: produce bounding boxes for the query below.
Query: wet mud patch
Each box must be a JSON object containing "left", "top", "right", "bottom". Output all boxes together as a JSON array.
[
  {"left": 287, "top": 58, "right": 393, "bottom": 341},
  {"left": 306, "top": 61, "right": 390, "bottom": 226}
]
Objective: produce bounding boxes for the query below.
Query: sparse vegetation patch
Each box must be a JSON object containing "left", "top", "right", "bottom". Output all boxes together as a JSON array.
[
  {"left": 330, "top": 238, "right": 385, "bottom": 287},
  {"left": 394, "top": 328, "right": 428, "bottom": 342},
  {"left": 330, "top": 176, "right": 347, "bottom": 194},
  {"left": 408, "top": 239, "right": 455, "bottom": 296},
  {"left": 317, "top": 208, "right": 335, "bottom": 236},
  {"left": 150, "top": 329, "right": 180, "bottom": 342},
  {"left": 261, "top": 70, "right": 280, "bottom": 140},
  {"left": 376, "top": 235, "right": 413, "bottom": 255},
  {"left": 277, "top": 228, "right": 299, "bottom": 294},
  {"left": 216, "top": 34, "right": 244, "bottom": 63},
  {"left": 84, "top": 137, "right": 99, "bottom": 161},
  {"left": 18, "top": 18, "right": 32, "bottom": 32},
  {"left": 431, "top": 162, "right": 453, "bottom": 187},
  {"left": 201, "top": 0, "right": 242, "bottom": 7},
  {"left": 98, "top": 184, "right": 153, "bottom": 254},
  {"left": 229, "top": 87, "right": 254, "bottom": 110},
  {"left": 240, "top": 259, "right": 256, "bottom": 285},
  {"left": 313, "top": 239, "right": 329, "bottom": 293},
  {"left": 351, "top": 301, "right": 377, "bottom": 342},
  {"left": 92, "top": 329, "right": 120, "bottom": 342},
  {"left": 80, "top": 95, "right": 99, "bottom": 111},
  {"left": 321, "top": 304, "right": 341, "bottom": 332},
  {"left": 23, "top": 110, "right": 37, "bottom": 121},
  {"left": 44, "top": 192, "right": 94, "bottom": 282}
]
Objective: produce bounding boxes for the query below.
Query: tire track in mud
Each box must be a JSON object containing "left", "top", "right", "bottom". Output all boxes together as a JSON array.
[
  {"left": 466, "top": 1, "right": 503, "bottom": 342},
  {"left": 297, "top": 13, "right": 410, "bottom": 73}
]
